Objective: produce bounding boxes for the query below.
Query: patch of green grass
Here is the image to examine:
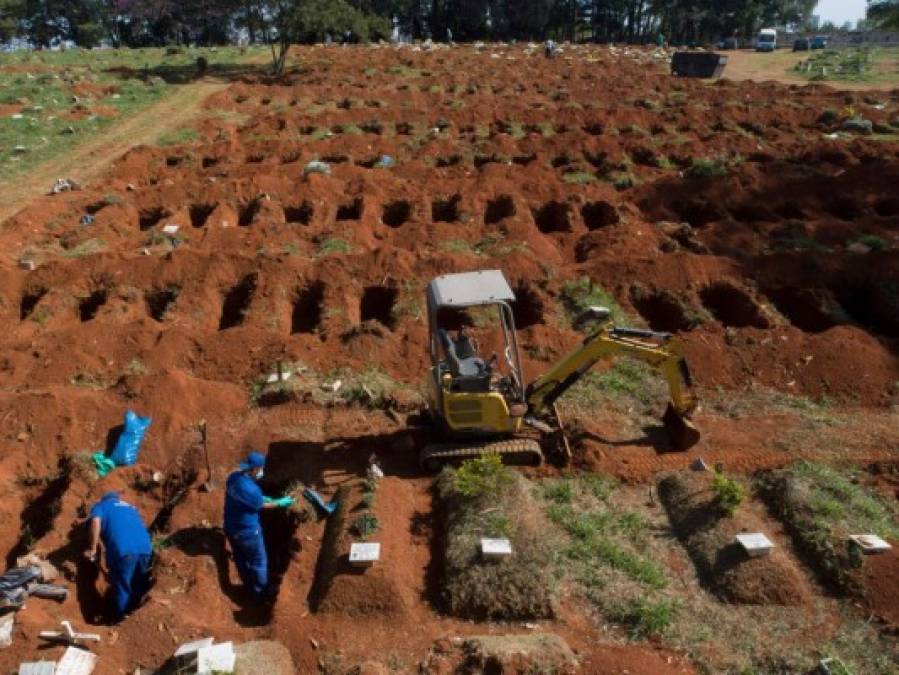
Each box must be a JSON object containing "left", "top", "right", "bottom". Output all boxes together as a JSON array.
[
  {"left": 560, "top": 276, "right": 627, "bottom": 327},
  {"left": 606, "top": 597, "right": 678, "bottom": 639},
  {"left": 453, "top": 455, "right": 513, "bottom": 499},
  {"left": 0, "top": 46, "right": 264, "bottom": 181},
  {"left": 710, "top": 471, "right": 745, "bottom": 516},
  {"left": 562, "top": 171, "right": 597, "bottom": 185},
  {"left": 339, "top": 367, "right": 418, "bottom": 410},
  {"left": 59, "top": 237, "right": 107, "bottom": 258},
  {"left": 157, "top": 127, "right": 199, "bottom": 146},
  {"left": 438, "top": 239, "right": 473, "bottom": 254},
  {"left": 316, "top": 237, "right": 352, "bottom": 256},
  {"left": 685, "top": 158, "right": 729, "bottom": 179},
  {"left": 124, "top": 358, "right": 148, "bottom": 376},
  {"left": 855, "top": 234, "right": 889, "bottom": 251}
]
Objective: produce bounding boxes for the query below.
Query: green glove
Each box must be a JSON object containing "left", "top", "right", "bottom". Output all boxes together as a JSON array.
[
  {"left": 262, "top": 496, "right": 275, "bottom": 506},
  {"left": 275, "top": 496, "right": 295, "bottom": 508}
]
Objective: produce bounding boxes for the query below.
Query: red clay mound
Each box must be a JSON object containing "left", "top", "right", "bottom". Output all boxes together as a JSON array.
[{"left": 857, "top": 543, "right": 899, "bottom": 630}]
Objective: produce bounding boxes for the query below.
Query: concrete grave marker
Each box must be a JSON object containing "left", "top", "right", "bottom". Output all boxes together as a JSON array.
[
  {"left": 0, "top": 614, "right": 13, "bottom": 649},
  {"left": 735, "top": 533, "right": 774, "bottom": 557},
  {"left": 481, "top": 538, "right": 513, "bottom": 560},
  {"left": 55, "top": 647, "right": 97, "bottom": 675},
  {"left": 849, "top": 534, "right": 892, "bottom": 554},
  {"left": 349, "top": 542, "right": 381, "bottom": 567},
  {"left": 197, "top": 641, "right": 235, "bottom": 674},
  {"left": 174, "top": 637, "right": 214, "bottom": 658},
  {"left": 18, "top": 662, "right": 56, "bottom": 675}
]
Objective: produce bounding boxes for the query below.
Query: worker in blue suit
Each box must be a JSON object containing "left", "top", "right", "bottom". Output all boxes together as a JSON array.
[
  {"left": 84, "top": 491, "right": 153, "bottom": 621},
  {"left": 223, "top": 452, "right": 294, "bottom": 600}
]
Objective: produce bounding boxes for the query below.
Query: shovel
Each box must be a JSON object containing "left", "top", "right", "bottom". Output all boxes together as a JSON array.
[{"left": 303, "top": 488, "right": 337, "bottom": 516}]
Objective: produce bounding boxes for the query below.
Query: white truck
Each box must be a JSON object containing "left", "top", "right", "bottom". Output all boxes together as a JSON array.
[{"left": 756, "top": 28, "right": 777, "bottom": 52}]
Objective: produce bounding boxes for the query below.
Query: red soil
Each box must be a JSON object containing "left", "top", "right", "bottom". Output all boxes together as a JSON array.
[
  {"left": 858, "top": 544, "right": 899, "bottom": 631},
  {"left": 0, "top": 43, "right": 897, "bottom": 672}
]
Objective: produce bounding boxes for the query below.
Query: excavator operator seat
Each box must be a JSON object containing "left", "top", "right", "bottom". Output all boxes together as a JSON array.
[{"left": 439, "top": 328, "right": 491, "bottom": 392}]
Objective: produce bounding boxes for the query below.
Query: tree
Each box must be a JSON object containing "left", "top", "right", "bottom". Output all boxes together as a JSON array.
[{"left": 868, "top": 0, "right": 899, "bottom": 29}]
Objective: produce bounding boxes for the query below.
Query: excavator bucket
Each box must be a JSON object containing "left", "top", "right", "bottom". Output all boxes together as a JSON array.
[{"left": 662, "top": 403, "right": 700, "bottom": 451}]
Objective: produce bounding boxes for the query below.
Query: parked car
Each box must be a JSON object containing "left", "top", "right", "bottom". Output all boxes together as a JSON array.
[
  {"left": 812, "top": 35, "right": 828, "bottom": 50},
  {"left": 793, "top": 38, "right": 810, "bottom": 52},
  {"left": 717, "top": 37, "right": 739, "bottom": 50}
]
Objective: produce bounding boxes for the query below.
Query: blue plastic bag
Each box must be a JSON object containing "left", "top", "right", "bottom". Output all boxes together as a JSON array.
[{"left": 110, "top": 410, "right": 151, "bottom": 467}]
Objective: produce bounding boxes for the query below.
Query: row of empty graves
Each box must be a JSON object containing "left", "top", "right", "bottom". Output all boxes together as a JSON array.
[
  {"left": 19, "top": 278, "right": 408, "bottom": 335},
  {"left": 136, "top": 195, "right": 621, "bottom": 232}
]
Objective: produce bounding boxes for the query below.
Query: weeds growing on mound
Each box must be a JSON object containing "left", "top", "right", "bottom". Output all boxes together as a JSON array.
[{"left": 438, "top": 458, "right": 557, "bottom": 620}]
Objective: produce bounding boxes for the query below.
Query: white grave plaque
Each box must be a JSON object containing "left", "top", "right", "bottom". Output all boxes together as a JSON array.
[
  {"left": 197, "top": 641, "right": 235, "bottom": 674},
  {"left": 481, "top": 538, "right": 513, "bottom": 560},
  {"left": 349, "top": 542, "right": 381, "bottom": 567},
  {"left": 735, "top": 533, "right": 774, "bottom": 557},
  {"left": 849, "top": 534, "right": 892, "bottom": 554},
  {"left": 55, "top": 647, "right": 97, "bottom": 675}
]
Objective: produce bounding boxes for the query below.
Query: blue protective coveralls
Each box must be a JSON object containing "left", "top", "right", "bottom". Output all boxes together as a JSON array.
[
  {"left": 89, "top": 493, "right": 152, "bottom": 619},
  {"left": 223, "top": 471, "right": 268, "bottom": 597}
]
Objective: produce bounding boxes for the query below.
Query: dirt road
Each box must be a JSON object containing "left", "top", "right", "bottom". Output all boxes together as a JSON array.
[{"left": 0, "top": 80, "right": 226, "bottom": 224}]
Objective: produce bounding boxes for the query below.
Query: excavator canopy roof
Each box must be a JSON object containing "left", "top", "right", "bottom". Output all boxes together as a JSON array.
[{"left": 427, "top": 270, "right": 515, "bottom": 311}]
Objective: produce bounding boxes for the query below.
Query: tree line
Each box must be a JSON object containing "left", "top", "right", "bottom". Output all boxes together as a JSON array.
[{"left": 0, "top": 1, "right": 891, "bottom": 53}]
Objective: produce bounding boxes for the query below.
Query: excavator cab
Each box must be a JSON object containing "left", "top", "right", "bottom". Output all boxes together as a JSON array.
[
  {"left": 421, "top": 270, "right": 700, "bottom": 471},
  {"left": 426, "top": 271, "right": 528, "bottom": 431}
]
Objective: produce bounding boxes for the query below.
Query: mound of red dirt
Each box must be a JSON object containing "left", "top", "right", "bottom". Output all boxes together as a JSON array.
[{"left": 857, "top": 544, "right": 899, "bottom": 630}]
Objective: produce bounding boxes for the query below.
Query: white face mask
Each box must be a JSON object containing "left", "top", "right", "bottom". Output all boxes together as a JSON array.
[{"left": 255, "top": 469, "right": 264, "bottom": 479}]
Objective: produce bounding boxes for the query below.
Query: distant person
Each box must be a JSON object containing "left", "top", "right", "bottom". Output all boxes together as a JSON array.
[
  {"left": 544, "top": 39, "right": 556, "bottom": 58},
  {"left": 223, "top": 452, "right": 293, "bottom": 600},
  {"left": 84, "top": 491, "right": 152, "bottom": 621},
  {"left": 657, "top": 32, "right": 666, "bottom": 49}
]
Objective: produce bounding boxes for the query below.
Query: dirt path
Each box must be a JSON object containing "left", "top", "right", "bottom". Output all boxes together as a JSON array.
[{"left": 0, "top": 79, "right": 227, "bottom": 224}]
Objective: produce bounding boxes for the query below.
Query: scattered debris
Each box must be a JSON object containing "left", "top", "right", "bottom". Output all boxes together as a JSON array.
[
  {"left": 50, "top": 178, "right": 80, "bottom": 194},
  {"left": 841, "top": 117, "right": 873, "bottom": 135},
  {"left": 690, "top": 457, "right": 711, "bottom": 471},
  {"left": 321, "top": 379, "right": 342, "bottom": 393},
  {"left": 18, "top": 258, "right": 36, "bottom": 271},
  {"left": 303, "top": 160, "right": 331, "bottom": 176},
  {"left": 162, "top": 224, "right": 180, "bottom": 235},
  {"left": 39, "top": 620, "right": 101, "bottom": 645},
  {"left": 80, "top": 215, "right": 94, "bottom": 226}
]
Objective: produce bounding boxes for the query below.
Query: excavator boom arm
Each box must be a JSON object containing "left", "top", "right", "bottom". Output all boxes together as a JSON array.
[{"left": 524, "top": 326, "right": 699, "bottom": 448}]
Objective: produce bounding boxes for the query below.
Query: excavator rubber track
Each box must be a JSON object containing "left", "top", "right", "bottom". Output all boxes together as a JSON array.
[{"left": 420, "top": 438, "right": 543, "bottom": 472}]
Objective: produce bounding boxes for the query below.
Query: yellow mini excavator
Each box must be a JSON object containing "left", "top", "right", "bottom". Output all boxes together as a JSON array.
[{"left": 420, "top": 270, "right": 699, "bottom": 470}]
